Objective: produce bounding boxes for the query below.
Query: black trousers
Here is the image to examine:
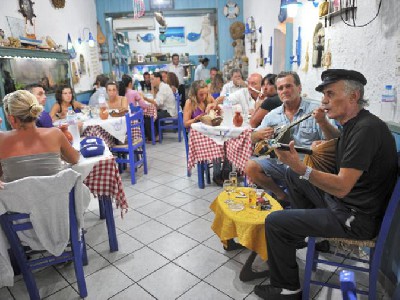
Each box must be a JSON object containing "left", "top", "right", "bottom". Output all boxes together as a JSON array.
[
  {"left": 178, "top": 84, "right": 186, "bottom": 109},
  {"left": 265, "top": 168, "right": 380, "bottom": 290}
]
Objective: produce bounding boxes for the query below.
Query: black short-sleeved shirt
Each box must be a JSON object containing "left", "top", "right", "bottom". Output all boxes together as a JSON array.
[
  {"left": 260, "top": 94, "right": 282, "bottom": 112},
  {"left": 336, "top": 109, "right": 397, "bottom": 217}
]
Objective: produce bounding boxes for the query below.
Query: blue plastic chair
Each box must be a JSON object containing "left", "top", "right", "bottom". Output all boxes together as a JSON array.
[
  {"left": 0, "top": 188, "right": 88, "bottom": 300},
  {"left": 158, "top": 92, "right": 183, "bottom": 143},
  {"left": 111, "top": 109, "right": 148, "bottom": 184},
  {"left": 302, "top": 176, "right": 400, "bottom": 300}
]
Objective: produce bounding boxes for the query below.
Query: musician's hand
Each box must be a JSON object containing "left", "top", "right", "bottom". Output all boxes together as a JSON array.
[
  {"left": 313, "top": 107, "right": 328, "bottom": 124},
  {"left": 253, "top": 127, "right": 274, "bottom": 141},
  {"left": 274, "top": 141, "right": 306, "bottom": 175}
]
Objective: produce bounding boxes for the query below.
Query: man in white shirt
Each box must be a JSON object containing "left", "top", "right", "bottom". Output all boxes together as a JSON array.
[
  {"left": 194, "top": 57, "right": 209, "bottom": 81},
  {"left": 220, "top": 68, "right": 247, "bottom": 96},
  {"left": 150, "top": 72, "right": 177, "bottom": 118},
  {"left": 215, "top": 73, "right": 263, "bottom": 119},
  {"left": 167, "top": 53, "right": 186, "bottom": 107}
]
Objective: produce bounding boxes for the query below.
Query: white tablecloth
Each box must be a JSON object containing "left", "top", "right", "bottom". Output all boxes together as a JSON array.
[
  {"left": 191, "top": 122, "right": 252, "bottom": 145},
  {"left": 82, "top": 117, "right": 127, "bottom": 144}
]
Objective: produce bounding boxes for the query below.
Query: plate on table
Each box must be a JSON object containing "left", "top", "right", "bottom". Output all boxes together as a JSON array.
[{"left": 228, "top": 203, "right": 245, "bottom": 212}]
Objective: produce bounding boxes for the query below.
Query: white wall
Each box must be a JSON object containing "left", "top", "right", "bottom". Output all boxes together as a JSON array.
[
  {"left": 0, "top": 0, "right": 100, "bottom": 92},
  {"left": 244, "top": 0, "right": 400, "bottom": 120},
  {"left": 127, "top": 15, "right": 216, "bottom": 56}
]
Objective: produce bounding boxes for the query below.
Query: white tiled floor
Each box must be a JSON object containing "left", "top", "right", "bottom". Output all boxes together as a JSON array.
[{"left": 0, "top": 133, "right": 390, "bottom": 299}]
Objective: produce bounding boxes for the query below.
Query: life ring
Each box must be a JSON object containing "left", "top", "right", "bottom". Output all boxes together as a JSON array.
[{"left": 224, "top": 2, "right": 240, "bottom": 19}]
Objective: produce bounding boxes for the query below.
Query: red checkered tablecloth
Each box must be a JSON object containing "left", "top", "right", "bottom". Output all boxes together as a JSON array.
[
  {"left": 225, "top": 129, "right": 253, "bottom": 171},
  {"left": 144, "top": 104, "right": 157, "bottom": 120},
  {"left": 83, "top": 156, "right": 128, "bottom": 216},
  {"left": 188, "top": 129, "right": 224, "bottom": 170},
  {"left": 188, "top": 128, "right": 253, "bottom": 172},
  {"left": 82, "top": 125, "right": 117, "bottom": 148}
]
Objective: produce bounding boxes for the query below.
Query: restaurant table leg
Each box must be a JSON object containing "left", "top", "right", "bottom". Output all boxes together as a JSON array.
[
  {"left": 197, "top": 162, "right": 205, "bottom": 189},
  {"left": 100, "top": 196, "right": 119, "bottom": 252},
  {"left": 239, "top": 251, "right": 269, "bottom": 282},
  {"left": 98, "top": 198, "right": 106, "bottom": 220}
]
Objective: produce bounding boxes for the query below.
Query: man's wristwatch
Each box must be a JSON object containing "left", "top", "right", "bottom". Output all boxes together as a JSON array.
[{"left": 299, "top": 166, "right": 313, "bottom": 180}]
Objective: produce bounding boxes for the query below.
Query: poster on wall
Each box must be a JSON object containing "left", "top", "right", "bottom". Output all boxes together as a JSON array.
[{"left": 160, "top": 27, "right": 185, "bottom": 47}]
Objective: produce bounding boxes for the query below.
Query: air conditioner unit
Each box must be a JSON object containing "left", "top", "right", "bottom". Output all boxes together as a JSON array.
[{"left": 113, "top": 17, "right": 155, "bottom": 31}]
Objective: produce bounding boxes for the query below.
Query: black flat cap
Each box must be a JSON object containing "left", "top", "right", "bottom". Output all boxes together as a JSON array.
[{"left": 315, "top": 69, "right": 367, "bottom": 92}]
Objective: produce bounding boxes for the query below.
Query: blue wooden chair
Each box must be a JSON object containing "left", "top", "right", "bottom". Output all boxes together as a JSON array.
[
  {"left": 129, "top": 103, "right": 156, "bottom": 145},
  {"left": 302, "top": 176, "right": 400, "bottom": 299},
  {"left": 0, "top": 187, "right": 88, "bottom": 300},
  {"left": 111, "top": 109, "right": 148, "bottom": 184},
  {"left": 340, "top": 270, "right": 358, "bottom": 300},
  {"left": 158, "top": 92, "right": 183, "bottom": 143}
]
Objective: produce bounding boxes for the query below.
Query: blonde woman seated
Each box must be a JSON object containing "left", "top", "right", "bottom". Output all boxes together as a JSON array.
[
  {"left": 50, "top": 85, "right": 85, "bottom": 121},
  {"left": 106, "top": 81, "right": 128, "bottom": 111},
  {"left": 208, "top": 73, "right": 224, "bottom": 99},
  {"left": 183, "top": 80, "right": 216, "bottom": 127},
  {"left": 0, "top": 90, "right": 80, "bottom": 183}
]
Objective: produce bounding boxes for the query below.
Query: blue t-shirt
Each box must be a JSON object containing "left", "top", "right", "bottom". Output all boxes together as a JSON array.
[
  {"left": 257, "top": 99, "right": 324, "bottom": 148},
  {"left": 36, "top": 111, "right": 53, "bottom": 128}
]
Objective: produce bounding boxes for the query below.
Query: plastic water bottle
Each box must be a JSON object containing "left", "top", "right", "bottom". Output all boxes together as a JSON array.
[
  {"left": 98, "top": 90, "right": 106, "bottom": 106},
  {"left": 222, "top": 92, "right": 233, "bottom": 127},
  {"left": 381, "top": 85, "right": 395, "bottom": 122},
  {"left": 137, "top": 82, "right": 142, "bottom": 92},
  {"left": 66, "top": 106, "right": 75, "bottom": 125}
]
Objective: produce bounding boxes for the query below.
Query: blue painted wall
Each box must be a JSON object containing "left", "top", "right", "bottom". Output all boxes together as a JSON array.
[{"left": 95, "top": 0, "right": 243, "bottom": 73}]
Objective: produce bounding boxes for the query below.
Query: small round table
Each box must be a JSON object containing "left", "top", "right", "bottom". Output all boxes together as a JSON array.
[{"left": 210, "top": 187, "right": 282, "bottom": 281}]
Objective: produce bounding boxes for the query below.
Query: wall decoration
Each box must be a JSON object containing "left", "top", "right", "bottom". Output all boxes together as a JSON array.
[
  {"left": 136, "top": 33, "right": 155, "bottom": 42},
  {"left": 187, "top": 31, "right": 201, "bottom": 42},
  {"left": 201, "top": 14, "right": 211, "bottom": 51},
  {"left": 278, "top": 0, "right": 287, "bottom": 23},
  {"left": 133, "top": 0, "right": 145, "bottom": 19},
  {"left": 149, "top": 0, "right": 173, "bottom": 10},
  {"left": 51, "top": 0, "right": 65, "bottom": 9},
  {"left": 6, "top": 16, "right": 25, "bottom": 38},
  {"left": 80, "top": 54, "right": 86, "bottom": 75},
  {"left": 18, "top": 0, "right": 36, "bottom": 26},
  {"left": 312, "top": 23, "right": 325, "bottom": 68},
  {"left": 160, "top": 27, "right": 185, "bottom": 47},
  {"left": 224, "top": 1, "right": 240, "bottom": 19}
]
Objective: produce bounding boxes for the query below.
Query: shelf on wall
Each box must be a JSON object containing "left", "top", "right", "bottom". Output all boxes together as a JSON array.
[
  {"left": 0, "top": 47, "right": 70, "bottom": 60},
  {"left": 319, "top": 6, "right": 357, "bottom": 22}
]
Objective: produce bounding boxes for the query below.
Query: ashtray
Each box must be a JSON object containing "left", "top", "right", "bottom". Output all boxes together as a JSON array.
[{"left": 228, "top": 203, "right": 244, "bottom": 212}]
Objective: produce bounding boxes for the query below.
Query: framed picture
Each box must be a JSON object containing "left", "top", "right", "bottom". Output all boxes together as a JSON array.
[
  {"left": 160, "top": 26, "right": 185, "bottom": 47},
  {"left": 149, "top": 0, "right": 174, "bottom": 10}
]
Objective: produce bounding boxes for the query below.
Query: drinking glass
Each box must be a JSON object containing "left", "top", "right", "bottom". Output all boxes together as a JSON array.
[
  {"left": 229, "top": 172, "right": 238, "bottom": 189},
  {"left": 223, "top": 180, "right": 234, "bottom": 204}
]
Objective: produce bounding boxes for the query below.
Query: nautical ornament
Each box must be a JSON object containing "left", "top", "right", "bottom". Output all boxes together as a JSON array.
[
  {"left": 18, "top": 0, "right": 36, "bottom": 26},
  {"left": 136, "top": 33, "right": 155, "bottom": 43},
  {"left": 224, "top": 1, "right": 240, "bottom": 19},
  {"left": 187, "top": 31, "right": 201, "bottom": 42}
]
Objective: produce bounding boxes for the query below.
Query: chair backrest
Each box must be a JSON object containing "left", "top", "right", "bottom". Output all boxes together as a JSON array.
[
  {"left": 370, "top": 176, "right": 400, "bottom": 271},
  {"left": 125, "top": 108, "right": 145, "bottom": 144},
  {"left": 129, "top": 102, "right": 141, "bottom": 113},
  {"left": 175, "top": 92, "right": 181, "bottom": 115}
]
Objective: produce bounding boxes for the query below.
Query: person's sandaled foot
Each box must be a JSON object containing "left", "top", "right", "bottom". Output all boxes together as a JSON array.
[
  {"left": 254, "top": 284, "right": 302, "bottom": 300},
  {"left": 223, "top": 239, "right": 245, "bottom": 251}
]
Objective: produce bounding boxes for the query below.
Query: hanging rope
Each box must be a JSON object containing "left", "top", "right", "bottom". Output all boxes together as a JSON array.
[{"left": 133, "top": 0, "right": 145, "bottom": 19}]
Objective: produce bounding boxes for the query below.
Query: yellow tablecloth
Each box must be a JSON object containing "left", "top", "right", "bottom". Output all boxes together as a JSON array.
[{"left": 210, "top": 187, "right": 282, "bottom": 261}]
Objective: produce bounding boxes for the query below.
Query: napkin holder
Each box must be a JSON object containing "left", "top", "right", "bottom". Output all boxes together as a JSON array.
[{"left": 80, "top": 137, "right": 105, "bottom": 157}]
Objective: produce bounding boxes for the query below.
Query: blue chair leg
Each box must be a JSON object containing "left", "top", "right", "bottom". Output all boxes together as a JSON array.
[
  {"left": 197, "top": 162, "right": 205, "bottom": 189},
  {"left": 150, "top": 116, "right": 156, "bottom": 145},
  {"left": 204, "top": 163, "right": 211, "bottom": 184},
  {"left": 98, "top": 198, "right": 106, "bottom": 219},
  {"left": 69, "top": 208, "right": 88, "bottom": 298},
  {"left": 81, "top": 231, "right": 88, "bottom": 266},
  {"left": 129, "top": 152, "right": 136, "bottom": 185},
  {"left": 101, "top": 196, "right": 119, "bottom": 252},
  {"left": 158, "top": 120, "right": 163, "bottom": 144},
  {"left": 178, "top": 123, "right": 182, "bottom": 142},
  {"left": 303, "top": 237, "right": 316, "bottom": 300},
  {"left": 142, "top": 149, "right": 148, "bottom": 174}
]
